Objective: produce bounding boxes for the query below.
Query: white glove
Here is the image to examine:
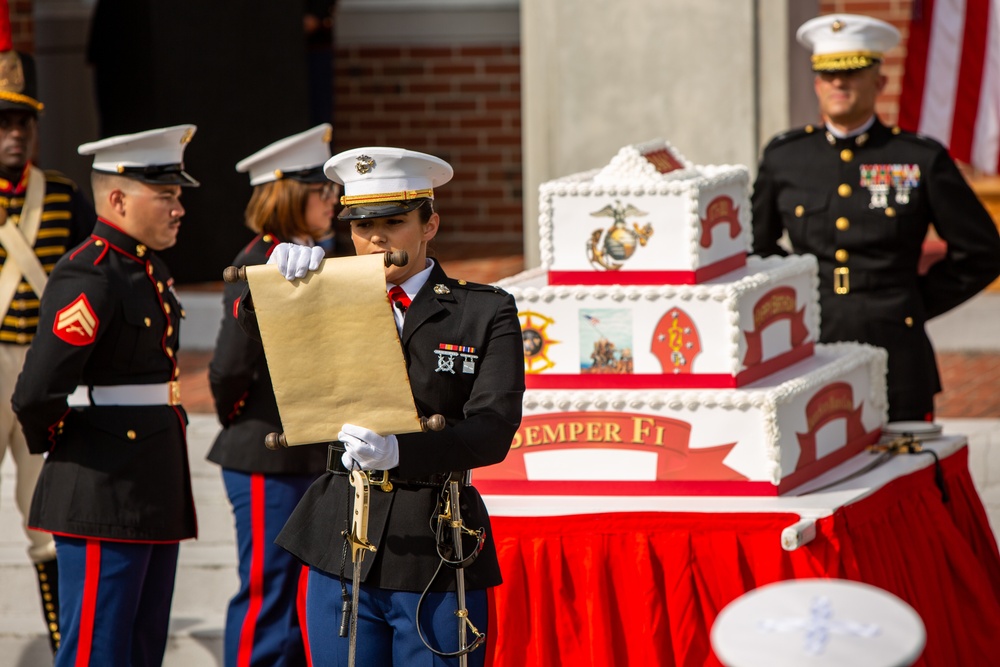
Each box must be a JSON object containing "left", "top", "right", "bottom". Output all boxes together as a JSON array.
[
  {"left": 267, "top": 243, "right": 325, "bottom": 281},
  {"left": 339, "top": 423, "right": 399, "bottom": 471}
]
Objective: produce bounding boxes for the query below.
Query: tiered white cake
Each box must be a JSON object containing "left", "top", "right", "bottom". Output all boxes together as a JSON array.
[{"left": 476, "top": 139, "right": 888, "bottom": 496}]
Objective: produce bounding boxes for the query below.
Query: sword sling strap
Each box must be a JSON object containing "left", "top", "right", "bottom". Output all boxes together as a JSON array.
[{"left": 0, "top": 165, "right": 48, "bottom": 320}]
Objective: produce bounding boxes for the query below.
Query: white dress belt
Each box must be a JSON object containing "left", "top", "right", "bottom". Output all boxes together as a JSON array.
[{"left": 67, "top": 381, "right": 181, "bottom": 407}]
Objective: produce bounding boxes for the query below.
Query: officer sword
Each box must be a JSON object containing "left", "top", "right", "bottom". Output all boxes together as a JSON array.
[{"left": 346, "top": 469, "right": 376, "bottom": 667}]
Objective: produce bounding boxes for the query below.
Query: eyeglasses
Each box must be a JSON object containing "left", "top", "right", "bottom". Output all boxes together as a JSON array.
[{"left": 308, "top": 183, "right": 338, "bottom": 201}]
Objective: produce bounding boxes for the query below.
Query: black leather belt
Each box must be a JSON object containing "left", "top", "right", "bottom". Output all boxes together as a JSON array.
[{"left": 326, "top": 444, "right": 467, "bottom": 492}]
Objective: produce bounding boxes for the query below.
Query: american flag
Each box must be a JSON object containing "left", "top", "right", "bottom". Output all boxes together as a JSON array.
[
  {"left": 899, "top": 0, "right": 1000, "bottom": 174},
  {"left": 584, "top": 314, "right": 600, "bottom": 325}
]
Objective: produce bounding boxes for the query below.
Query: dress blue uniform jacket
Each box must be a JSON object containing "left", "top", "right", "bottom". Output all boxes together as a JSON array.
[
  {"left": 240, "top": 260, "right": 525, "bottom": 592},
  {"left": 752, "top": 118, "right": 1000, "bottom": 420},
  {"left": 12, "top": 218, "right": 197, "bottom": 543},
  {"left": 208, "top": 232, "right": 327, "bottom": 473}
]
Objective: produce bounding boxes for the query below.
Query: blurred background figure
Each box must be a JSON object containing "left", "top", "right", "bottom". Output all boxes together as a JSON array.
[
  {"left": 208, "top": 123, "right": 334, "bottom": 667},
  {"left": 0, "top": 0, "right": 96, "bottom": 654},
  {"left": 751, "top": 13, "right": 1000, "bottom": 423}
]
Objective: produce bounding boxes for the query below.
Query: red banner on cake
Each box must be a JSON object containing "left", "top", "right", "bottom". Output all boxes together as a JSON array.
[
  {"left": 699, "top": 195, "right": 741, "bottom": 248},
  {"left": 479, "top": 412, "right": 746, "bottom": 482},
  {"left": 742, "top": 286, "right": 809, "bottom": 367},
  {"left": 795, "top": 382, "right": 867, "bottom": 470}
]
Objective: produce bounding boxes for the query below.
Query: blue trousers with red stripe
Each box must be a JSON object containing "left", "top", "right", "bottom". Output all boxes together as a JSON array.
[
  {"left": 222, "top": 469, "right": 318, "bottom": 667},
  {"left": 302, "top": 566, "right": 489, "bottom": 667},
  {"left": 54, "top": 536, "right": 179, "bottom": 667}
]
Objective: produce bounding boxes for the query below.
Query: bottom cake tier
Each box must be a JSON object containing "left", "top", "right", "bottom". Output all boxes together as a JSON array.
[{"left": 474, "top": 342, "right": 888, "bottom": 496}]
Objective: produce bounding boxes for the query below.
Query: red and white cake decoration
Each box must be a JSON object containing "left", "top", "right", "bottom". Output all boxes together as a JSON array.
[
  {"left": 502, "top": 254, "right": 820, "bottom": 389},
  {"left": 491, "top": 138, "right": 888, "bottom": 496},
  {"left": 540, "top": 139, "right": 752, "bottom": 285}
]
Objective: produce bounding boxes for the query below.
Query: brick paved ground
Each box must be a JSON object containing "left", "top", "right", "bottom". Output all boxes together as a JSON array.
[{"left": 177, "top": 252, "right": 1000, "bottom": 419}]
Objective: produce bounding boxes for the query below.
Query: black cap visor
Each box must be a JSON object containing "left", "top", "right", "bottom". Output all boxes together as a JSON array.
[
  {"left": 282, "top": 165, "right": 328, "bottom": 184},
  {"left": 101, "top": 163, "right": 200, "bottom": 187},
  {"left": 338, "top": 198, "right": 428, "bottom": 221}
]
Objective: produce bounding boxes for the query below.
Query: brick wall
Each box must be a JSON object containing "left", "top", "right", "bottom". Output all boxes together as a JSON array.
[
  {"left": 819, "top": 0, "right": 914, "bottom": 126},
  {"left": 333, "top": 44, "right": 523, "bottom": 258}
]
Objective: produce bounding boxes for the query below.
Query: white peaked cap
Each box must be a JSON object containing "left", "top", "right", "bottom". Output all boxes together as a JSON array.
[
  {"left": 711, "top": 579, "right": 925, "bottom": 667},
  {"left": 235, "top": 123, "right": 333, "bottom": 186},
  {"left": 78, "top": 124, "right": 199, "bottom": 186},
  {"left": 324, "top": 146, "right": 453, "bottom": 220},
  {"left": 797, "top": 14, "right": 900, "bottom": 72}
]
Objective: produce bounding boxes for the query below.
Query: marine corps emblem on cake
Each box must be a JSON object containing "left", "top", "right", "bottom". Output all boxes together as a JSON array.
[{"left": 586, "top": 200, "right": 654, "bottom": 271}]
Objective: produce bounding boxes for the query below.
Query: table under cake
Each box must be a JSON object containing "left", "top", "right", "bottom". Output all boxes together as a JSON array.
[{"left": 478, "top": 436, "right": 1000, "bottom": 666}]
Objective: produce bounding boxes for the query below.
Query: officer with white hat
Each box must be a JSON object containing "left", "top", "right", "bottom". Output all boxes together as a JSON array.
[
  {"left": 238, "top": 146, "right": 525, "bottom": 666},
  {"left": 208, "top": 124, "right": 334, "bottom": 666},
  {"left": 711, "top": 579, "right": 926, "bottom": 667},
  {"left": 751, "top": 14, "right": 1000, "bottom": 422},
  {"left": 13, "top": 125, "right": 200, "bottom": 666},
  {"left": 796, "top": 14, "right": 900, "bottom": 73}
]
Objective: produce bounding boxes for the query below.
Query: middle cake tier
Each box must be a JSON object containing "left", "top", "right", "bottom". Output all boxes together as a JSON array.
[{"left": 501, "top": 253, "right": 820, "bottom": 389}]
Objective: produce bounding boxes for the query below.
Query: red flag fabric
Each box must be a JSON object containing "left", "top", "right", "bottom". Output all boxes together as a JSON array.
[{"left": 899, "top": 0, "right": 1000, "bottom": 174}]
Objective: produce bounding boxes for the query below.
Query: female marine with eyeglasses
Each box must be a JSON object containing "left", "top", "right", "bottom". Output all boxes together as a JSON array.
[{"left": 207, "top": 124, "right": 338, "bottom": 667}]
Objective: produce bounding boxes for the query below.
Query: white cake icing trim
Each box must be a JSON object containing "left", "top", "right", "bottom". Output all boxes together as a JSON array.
[
  {"left": 592, "top": 138, "right": 696, "bottom": 183},
  {"left": 520, "top": 342, "right": 888, "bottom": 485},
  {"left": 538, "top": 163, "right": 750, "bottom": 270}
]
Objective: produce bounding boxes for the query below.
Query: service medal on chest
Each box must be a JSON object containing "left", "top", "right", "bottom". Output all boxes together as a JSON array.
[{"left": 435, "top": 343, "right": 478, "bottom": 375}]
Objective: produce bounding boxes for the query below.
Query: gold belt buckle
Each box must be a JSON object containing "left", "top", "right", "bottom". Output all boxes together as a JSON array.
[
  {"left": 367, "top": 470, "right": 393, "bottom": 493},
  {"left": 168, "top": 380, "right": 182, "bottom": 406},
  {"left": 834, "top": 267, "right": 850, "bottom": 295}
]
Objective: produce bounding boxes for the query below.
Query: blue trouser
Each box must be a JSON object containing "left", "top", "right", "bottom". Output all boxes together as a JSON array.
[
  {"left": 302, "top": 566, "right": 489, "bottom": 667},
  {"left": 222, "top": 469, "right": 317, "bottom": 667},
  {"left": 55, "top": 536, "right": 179, "bottom": 667}
]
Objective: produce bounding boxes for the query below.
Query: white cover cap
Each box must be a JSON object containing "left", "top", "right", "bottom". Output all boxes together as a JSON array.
[
  {"left": 325, "top": 146, "right": 453, "bottom": 220},
  {"left": 78, "top": 124, "right": 199, "bottom": 186},
  {"left": 236, "top": 123, "right": 333, "bottom": 186},
  {"left": 797, "top": 14, "right": 900, "bottom": 72},
  {"left": 711, "top": 579, "right": 925, "bottom": 667}
]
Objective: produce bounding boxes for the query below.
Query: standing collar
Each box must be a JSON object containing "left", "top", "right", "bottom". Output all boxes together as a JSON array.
[
  {"left": 93, "top": 217, "right": 153, "bottom": 260},
  {"left": 0, "top": 163, "right": 30, "bottom": 194},
  {"left": 825, "top": 115, "right": 877, "bottom": 139}
]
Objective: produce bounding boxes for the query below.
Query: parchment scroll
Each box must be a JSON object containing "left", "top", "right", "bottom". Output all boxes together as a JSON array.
[{"left": 245, "top": 254, "right": 420, "bottom": 445}]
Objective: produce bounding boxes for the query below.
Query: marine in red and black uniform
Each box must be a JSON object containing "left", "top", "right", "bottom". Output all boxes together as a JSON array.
[
  {"left": 0, "top": 29, "right": 97, "bottom": 652},
  {"left": 12, "top": 125, "right": 199, "bottom": 667},
  {"left": 751, "top": 13, "right": 1000, "bottom": 422},
  {"left": 209, "top": 125, "right": 333, "bottom": 667},
  {"left": 246, "top": 147, "right": 524, "bottom": 667}
]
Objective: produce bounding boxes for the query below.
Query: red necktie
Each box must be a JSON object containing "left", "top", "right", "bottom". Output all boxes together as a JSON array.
[{"left": 388, "top": 285, "right": 411, "bottom": 312}]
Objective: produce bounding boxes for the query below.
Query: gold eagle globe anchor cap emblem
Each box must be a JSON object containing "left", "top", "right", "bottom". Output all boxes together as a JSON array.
[
  {"left": 355, "top": 154, "right": 376, "bottom": 174},
  {"left": 586, "top": 200, "right": 654, "bottom": 270}
]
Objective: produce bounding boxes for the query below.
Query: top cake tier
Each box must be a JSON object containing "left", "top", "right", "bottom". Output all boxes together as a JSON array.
[{"left": 540, "top": 139, "right": 751, "bottom": 286}]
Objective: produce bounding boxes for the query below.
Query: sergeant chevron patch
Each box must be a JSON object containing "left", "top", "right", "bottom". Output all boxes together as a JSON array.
[{"left": 53, "top": 293, "right": 99, "bottom": 346}]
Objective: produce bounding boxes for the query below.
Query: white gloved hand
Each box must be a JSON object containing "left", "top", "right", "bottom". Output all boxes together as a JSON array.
[
  {"left": 267, "top": 243, "right": 325, "bottom": 281},
  {"left": 339, "top": 423, "right": 399, "bottom": 471}
]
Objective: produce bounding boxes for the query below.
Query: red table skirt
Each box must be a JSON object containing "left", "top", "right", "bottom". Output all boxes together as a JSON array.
[{"left": 486, "top": 446, "right": 1000, "bottom": 666}]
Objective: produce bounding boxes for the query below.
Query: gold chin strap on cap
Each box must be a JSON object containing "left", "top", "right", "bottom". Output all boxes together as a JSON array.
[{"left": 340, "top": 188, "right": 434, "bottom": 207}]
